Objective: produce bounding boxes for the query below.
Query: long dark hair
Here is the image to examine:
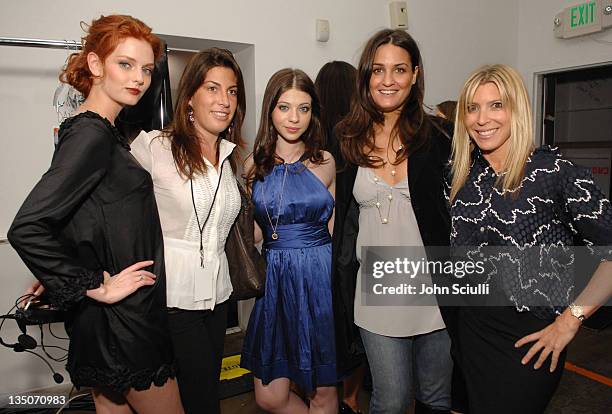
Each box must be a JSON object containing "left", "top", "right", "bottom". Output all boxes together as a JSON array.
[
  {"left": 315, "top": 61, "right": 357, "bottom": 150},
  {"left": 337, "top": 29, "right": 430, "bottom": 167},
  {"left": 163, "top": 48, "right": 246, "bottom": 178},
  {"left": 247, "top": 68, "right": 324, "bottom": 185},
  {"left": 436, "top": 100, "right": 457, "bottom": 122}
]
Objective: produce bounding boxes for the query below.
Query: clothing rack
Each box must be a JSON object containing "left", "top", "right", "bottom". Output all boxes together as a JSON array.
[
  {"left": 0, "top": 36, "right": 177, "bottom": 51},
  {"left": 0, "top": 35, "right": 173, "bottom": 246},
  {"left": 0, "top": 37, "right": 82, "bottom": 50},
  {"left": 0, "top": 37, "right": 81, "bottom": 246}
]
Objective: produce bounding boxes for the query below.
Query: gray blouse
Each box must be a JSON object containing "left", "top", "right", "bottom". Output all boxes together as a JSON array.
[{"left": 353, "top": 167, "right": 446, "bottom": 337}]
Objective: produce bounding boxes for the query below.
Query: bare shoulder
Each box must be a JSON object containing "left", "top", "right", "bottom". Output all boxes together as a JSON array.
[
  {"left": 322, "top": 150, "right": 335, "bottom": 166},
  {"left": 318, "top": 150, "right": 336, "bottom": 174},
  {"left": 306, "top": 150, "right": 335, "bottom": 169},
  {"left": 305, "top": 150, "right": 335, "bottom": 187},
  {"left": 243, "top": 152, "right": 255, "bottom": 171},
  {"left": 242, "top": 152, "right": 256, "bottom": 191}
]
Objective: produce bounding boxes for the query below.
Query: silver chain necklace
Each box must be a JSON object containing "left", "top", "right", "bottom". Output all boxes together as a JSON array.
[{"left": 260, "top": 163, "right": 289, "bottom": 240}]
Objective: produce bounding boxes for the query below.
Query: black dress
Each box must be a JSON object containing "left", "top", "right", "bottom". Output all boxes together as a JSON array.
[
  {"left": 449, "top": 146, "right": 612, "bottom": 413},
  {"left": 8, "top": 111, "right": 175, "bottom": 392}
]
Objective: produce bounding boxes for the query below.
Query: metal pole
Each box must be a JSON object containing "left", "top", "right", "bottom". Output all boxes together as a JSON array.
[
  {"left": 0, "top": 36, "right": 185, "bottom": 52},
  {"left": 0, "top": 37, "right": 82, "bottom": 50}
]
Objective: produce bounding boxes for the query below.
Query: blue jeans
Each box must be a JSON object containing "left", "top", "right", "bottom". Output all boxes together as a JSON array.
[{"left": 360, "top": 327, "right": 452, "bottom": 413}]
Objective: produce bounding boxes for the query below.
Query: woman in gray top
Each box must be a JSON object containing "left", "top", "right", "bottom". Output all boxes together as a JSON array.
[{"left": 333, "top": 29, "right": 455, "bottom": 414}]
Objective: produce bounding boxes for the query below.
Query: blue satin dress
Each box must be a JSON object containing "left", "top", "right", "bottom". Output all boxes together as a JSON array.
[{"left": 241, "top": 161, "right": 337, "bottom": 392}]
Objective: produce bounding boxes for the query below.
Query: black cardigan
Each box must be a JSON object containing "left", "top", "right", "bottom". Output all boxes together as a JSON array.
[{"left": 331, "top": 117, "right": 453, "bottom": 375}]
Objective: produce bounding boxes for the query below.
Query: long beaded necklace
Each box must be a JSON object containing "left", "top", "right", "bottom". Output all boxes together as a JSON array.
[
  {"left": 260, "top": 163, "right": 289, "bottom": 240},
  {"left": 383, "top": 142, "right": 404, "bottom": 178},
  {"left": 373, "top": 179, "right": 393, "bottom": 224},
  {"left": 373, "top": 141, "right": 404, "bottom": 224}
]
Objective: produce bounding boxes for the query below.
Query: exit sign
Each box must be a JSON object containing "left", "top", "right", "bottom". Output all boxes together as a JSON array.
[
  {"left": 570, "top": 1, "right": 597, "bottom": 28},
  {"left": 554, "top": 0, "right": 612, "bottom": 38}
]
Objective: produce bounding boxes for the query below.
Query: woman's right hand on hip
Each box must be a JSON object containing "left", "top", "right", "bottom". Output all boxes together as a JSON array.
[{"left": 86, "top": 260, "right": 156, "bottom": 304}]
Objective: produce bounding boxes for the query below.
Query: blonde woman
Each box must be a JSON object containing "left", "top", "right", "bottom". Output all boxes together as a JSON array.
[{"left": 448, "top": 64, "right": 612, "bottom": 413}]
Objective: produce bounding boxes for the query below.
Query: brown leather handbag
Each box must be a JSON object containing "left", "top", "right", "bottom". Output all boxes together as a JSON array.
[{"left": 225, "top": 179, "right": 267, "bottom": 300}]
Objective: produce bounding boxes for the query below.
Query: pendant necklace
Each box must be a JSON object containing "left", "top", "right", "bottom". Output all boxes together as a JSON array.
[
  {"left": 190, "top": 164, "right": 224, "bottom": 267},
  {"left": 260, "top": 163, "right": 289, "bottom": 240}
]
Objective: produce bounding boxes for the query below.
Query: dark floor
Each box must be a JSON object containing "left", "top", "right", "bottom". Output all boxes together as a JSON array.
[
  {"left": 543, "top": 324, "right": 612, "bottom": 414},
  {"left": 221, "top": 324, "right": 612, "bottom": 413},
  {"left": 2, "top": 324, "right": 607, "bottom": 413}
]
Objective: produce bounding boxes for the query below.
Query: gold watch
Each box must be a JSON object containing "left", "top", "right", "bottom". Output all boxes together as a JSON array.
[{"left": 568, "top": 303, "right": 586, "bottom": 322}]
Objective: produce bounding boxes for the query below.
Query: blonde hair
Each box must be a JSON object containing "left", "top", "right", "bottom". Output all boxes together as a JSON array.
[{"left": 450, "top": 64, "right": 535, "bottom": 201}]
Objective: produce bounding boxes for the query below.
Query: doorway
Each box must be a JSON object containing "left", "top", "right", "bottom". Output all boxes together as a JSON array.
[
  {"left": 538, "top": 63, "right": 612, "bottom": 329},
  {"left": 539, "top": 63, "right": 612, "bottom": 198}
]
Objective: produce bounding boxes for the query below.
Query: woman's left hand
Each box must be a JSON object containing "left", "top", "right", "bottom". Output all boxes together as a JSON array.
[{"left": 514, "top": 311, "right": 581, "bottom": 372}]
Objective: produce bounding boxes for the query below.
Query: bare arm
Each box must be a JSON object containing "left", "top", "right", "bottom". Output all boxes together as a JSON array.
[
  {"left": 515, "top": 161, "right": 612, "bottom": 372},
  {"left": 305, "top": 151, "right": 336, "bottom": 235},
  {"left": 515, "top": 261, "right": 612, "bottom": 372},
  {"left": 242, "top": 153, "right": 263, "bottom": 244},
  {"left": 325, "top": 152, "right": 337, "bottom": 236}
]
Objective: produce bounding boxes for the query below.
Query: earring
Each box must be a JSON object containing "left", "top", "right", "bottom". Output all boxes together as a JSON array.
[
  {"left": 227, "top": 125, "right": 233, "bottom": 136},
  {"left": 188, "top": 107, "right": 194, "bottom": 123}
]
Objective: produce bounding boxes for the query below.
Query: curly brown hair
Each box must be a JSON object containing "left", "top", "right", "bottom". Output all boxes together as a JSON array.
[{"left": 59, "top": 15, "right": 162, "bottom": 97}]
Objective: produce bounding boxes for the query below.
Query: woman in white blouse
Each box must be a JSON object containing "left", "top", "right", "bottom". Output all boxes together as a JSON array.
[{"left": 131, "top": 48, "right": 245, "bottom": 414}]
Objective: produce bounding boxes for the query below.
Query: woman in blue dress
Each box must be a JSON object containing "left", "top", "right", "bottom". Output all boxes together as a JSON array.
[{"left": 242, "top": 68, "right": 338, "bottom": 413}]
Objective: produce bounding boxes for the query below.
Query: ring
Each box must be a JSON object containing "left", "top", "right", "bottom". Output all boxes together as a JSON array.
[{"left": 138, "top": 275, "right": 144, "bottom": 281}]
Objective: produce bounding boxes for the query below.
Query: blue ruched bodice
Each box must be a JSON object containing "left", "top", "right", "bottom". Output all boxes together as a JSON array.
[
  {"left": 252, "top": 161, "right": 334, "bottom": 249},
  {"left": 241, "top": 161, "right": 337, "bottom": 392}
]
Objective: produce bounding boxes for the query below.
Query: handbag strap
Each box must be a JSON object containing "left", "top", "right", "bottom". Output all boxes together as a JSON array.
[{"left": 190, "top": 162, "right": 225, "bottom": 267}]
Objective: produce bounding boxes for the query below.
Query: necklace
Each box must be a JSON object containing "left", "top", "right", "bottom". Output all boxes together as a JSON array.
[
  {"left": 372, "top": 175, "right": 394, "bottom": 224},
  {"left": 383, "top": 143, "right": 404, "bottom": 177},
  {"left": 275, "top": 148, "right": 304, "bottom": 165},
  {"left": 376, "top": 190, "right": 393, "bottom": 224},
  {"left": 190, "top": 164, "right": 224, "bottom": 267},
  {"left": 260, "top": 163, "right": 289, "bottom": 240},
  {"left": 372, "top": 139, "right": 402, "bottom": 224}
]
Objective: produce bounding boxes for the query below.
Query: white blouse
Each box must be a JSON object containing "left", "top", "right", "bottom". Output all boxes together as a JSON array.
[{"left": 131, "top": 130, "right": 240, "bottom": 310}]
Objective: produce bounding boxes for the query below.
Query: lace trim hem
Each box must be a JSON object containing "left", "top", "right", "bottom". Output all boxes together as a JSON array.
[{"left": 69, "top": 362, "right": 176, "bottom": 393}]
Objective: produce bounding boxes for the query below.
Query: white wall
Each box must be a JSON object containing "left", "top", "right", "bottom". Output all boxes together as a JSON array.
[
  {"left": 0, "top": 0, "right": 568, "bottom": 396},
  {"left": 518, "top": 0, "right": 612, "bottom": 93},
  {"left": 0, "top": 0, "right": 390, "bottom": 396},
  {"left": 517, "top": 0, "right": 612, "bottom": 143},
  {"left": 405, "top": 0, "right": 518, "bottom": 107}
]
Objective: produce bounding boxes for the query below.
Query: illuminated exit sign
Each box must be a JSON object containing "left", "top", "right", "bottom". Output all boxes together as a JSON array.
[
  {"left": 570, "top": 1, "right": 597, "bottom": 27},
  {"left": 554, "top": 0, "right": 612, "bottom": 38}
]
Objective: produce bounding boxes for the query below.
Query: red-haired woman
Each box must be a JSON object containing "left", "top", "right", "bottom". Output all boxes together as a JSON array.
[{"left": 9, "top": 15, "right": 183, "bottom": 414}]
